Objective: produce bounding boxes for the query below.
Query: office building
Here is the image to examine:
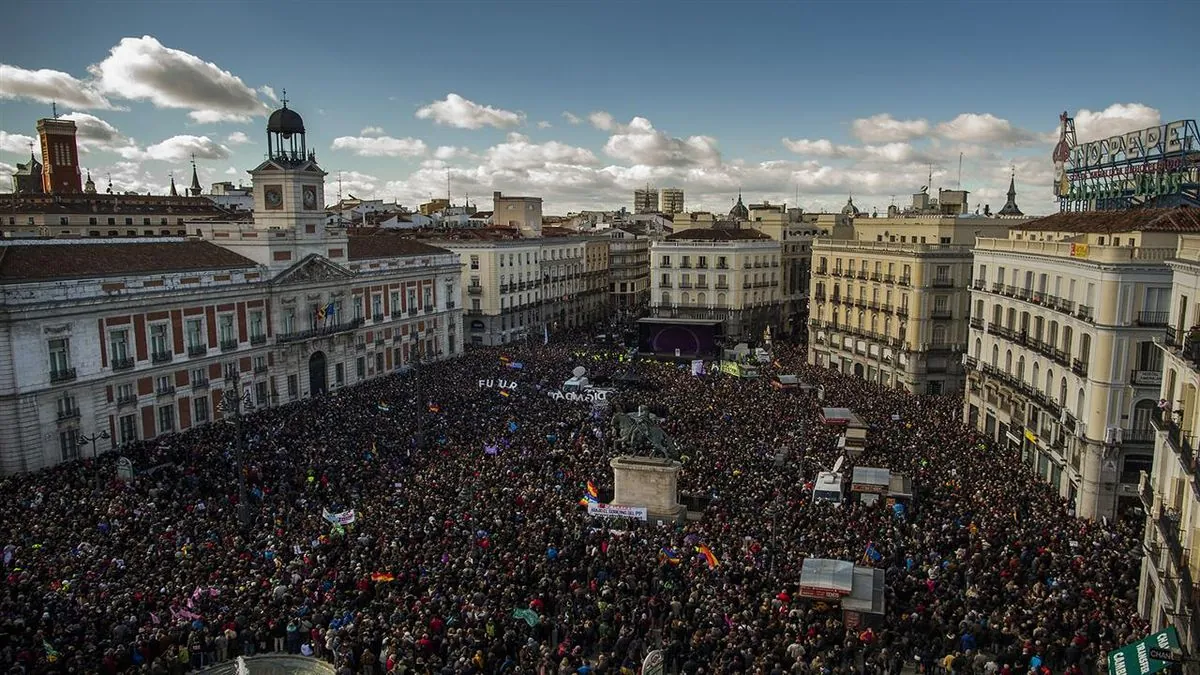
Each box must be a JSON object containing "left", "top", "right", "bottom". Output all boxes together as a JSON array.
[
  {"left": 660, "top": 188, "right": 684, "bottom": 215},
  {"left": 634, "top": 187, "right": 659, "bottom": 215}
]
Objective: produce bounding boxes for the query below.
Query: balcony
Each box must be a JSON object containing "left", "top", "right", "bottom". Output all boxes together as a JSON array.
[
  {"left": 1072, "top": 359, "right": 1089, "bottom": 377},
  {"left": 964, "top": 355, "right": 979, "bottom": 369},
  {"left": 969, "top": 317, "right": 984, "bottom": 330},
  {"left": 187, "top": 343, "right": 208, "bottom": 357},
  {"left": 678, "top": 282, "right": 693, "bottom": 289},
  {"left": 254, "top": 364, "right": 269, "bottom": 374},
  {"left": 116, "top": 393, "right": 138, "bottom": 407},
  {"left": 1015, "top": 287, "right": 1030, "bottom": 301},
  {"left": 991, "top": 282, "right": 1004, "bottom": 294},
  {"left": 1056, "top": 298, "right": 1075, "bottom": 315},
  {"left": 192, "top": 377, "right": 210, "bottom": 389},
  {"left": 250, "top": 334, "right": 267, "bottom": 346},
  {"left": 155, "top": 385, "right": 176, "bottom": 397},
  {"left": 467, "top": 285, "right": 483, "bottom": 295},
  {"left": 1137, "top": 311, "right": 1170, "bottom": 327},
  {"left": 1077, "top": 305, "right": 1094, "bottom": 322},
  {"left": 50, "top": 367, "right": 77, "bottom": 383},
  {"left": 276, "top": 317, "right": 365, "bottom": 344},
  {"left": 356, "top": 341, "right": 366, "bottom": 351},
  {"left": 931, "top": 277, "right": 954, "bottom": 288},
  {"left": 715, "top": 283, "right": 729, "bottom": 290},
  {"left": 972, "top": 280, "right": 985, "bottom": 290},
  {"left": 220, "top": 339, "right": 239, "bottom": 352},
  {"left": 373, "top": 313, "right": 385, "bottom": 323},
  {"left": 447, "top": 301, "right": 456, "bottom": 309},
  {"left": 898, "top": 276, "right": 911, "bottom": 287},
  {"left": 56, "top": 406, "right": 80, "bottom": 421},
  {"left": 1156, "top": 511, "right": 1194, "bottom": 603},
  {"left": 931, "top": 308, "right": 953, "bottom": 319},
  {"left": 661, "top": 282, "right": 673, "bottom": 289},
  {"left": 679, "top": 262, "right": 692, "bottom": 269},
  {"left": 1121, "top": 427, "right": 1156, "bottom": 445},
  {"left": 895, "top": 307, "right": 909, "bottom": 318},
  {"left": 151, "top": 350, "right": 173, "bottom": 364}
]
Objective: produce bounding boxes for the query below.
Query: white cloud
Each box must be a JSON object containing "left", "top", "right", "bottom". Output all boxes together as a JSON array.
[
  {"left": 936, "top": 113, "right": 1036, "bottom": 145},
  {"left": 58, "top": 112, "right": 138, "bottom": 155},
  {"left": 0, "top": 64, "right": 116, "bottom": 110},
  {"left": 331, "top": 135, "right": 427, "bottom": 158},
  {"left": 139, "top": 135, "right": 231, "bottom": 162},
  {"left": 485, "top": 133, "right": 597, "bottom": 170},
  {"left": 1073, "top": 103, "right": 1162, "bottom": 142},
  {"left": 258, "top": 86, "right": 279, "bottom": 103},
  {"left": 851, "top": 114, "right": 930, "bottom": 143},
  {"left": 782, "top": 138, "right": 843, "bottom": 157},
  {"left": 563, "top": 112, "right": 582, "bottom": 125},
  {"left": 434, "top": 145, "right": 472, "bottom": 160},
  {"left": 603, "top": 117, "right": 720, "bottom": 167},
  {"left": 415, "top": 93, "right": 524, "bottom": 130},
  {"left": 0, "top": 130, "right": 37, "bottom": 154},
  {"left": 330, "top": 170, "right": 380, "bottom": 198},
  {"left": 537, "top": 120, "right": 552, "bottom": 129},
  {"left": 589, "top": 111, "right": 617, "bottom": 131},
  {"left": 87, "top": 35, "right": 268, "bottom": 123},
  {"left": 225, "top": 131, "right": 251, "bottom": 145},
  {"left": 224, "top": 166, "right": 238, "bottom": 175},
  {"left": 360, "top": 126, "right": 385, "bottom": 137}
]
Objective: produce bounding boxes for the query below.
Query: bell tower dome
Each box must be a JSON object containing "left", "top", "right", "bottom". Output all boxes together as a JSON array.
[{"left": 249, "top": 92, "right": 328, "bottom": 234}]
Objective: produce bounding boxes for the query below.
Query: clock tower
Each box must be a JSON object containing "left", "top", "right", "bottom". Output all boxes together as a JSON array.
[{"left": 249, "top": 95, "right": 328, "bottom": 234}]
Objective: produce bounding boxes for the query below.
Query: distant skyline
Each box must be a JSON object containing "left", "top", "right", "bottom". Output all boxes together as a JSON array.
[{"left": 1, "top": 0, "right": 1197, "bottom": 215}]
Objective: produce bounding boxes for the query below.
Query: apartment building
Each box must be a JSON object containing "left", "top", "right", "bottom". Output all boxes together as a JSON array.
[
  {"left": 606, "top": 225, "right": 652, "bottom": 310},
  {"left": 660, "top": 188, "right": 685, "bottom": 215},
  {"left": 965, "top": 208, "right": 1200, "bottom": 520},
  {"left": 808, "top": 214, "right": 1011, "bottom": 394},
  {"left": 650, "top": 228, "right": 783, "bottom": 340},
  {"left": 745, "top": 201, "right": 819, "bottom": 337},
  {"left": 634, "top": 187, "right": 658, "bottom": 214},
  {"left": 1141, "top": 222, "right": 1200, "bottom": 653}
]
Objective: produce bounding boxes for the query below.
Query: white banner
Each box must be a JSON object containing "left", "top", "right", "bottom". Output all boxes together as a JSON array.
[
  {"left": 549, "top": 388, "right": 611, "bottom": 403},
  {"left": 477, "top": 378, "right": 518, "bottom": 391},
  {"left": 322, "top": 508, "right": 356, "bottom": 525},
  {"left": 587, "top": 502, "right": 647, "bottom": 520}
]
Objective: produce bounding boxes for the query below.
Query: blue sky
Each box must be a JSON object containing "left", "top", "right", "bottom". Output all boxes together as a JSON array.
[{"left": 2, "top": 0, "right": 1197, "bottom": 214}]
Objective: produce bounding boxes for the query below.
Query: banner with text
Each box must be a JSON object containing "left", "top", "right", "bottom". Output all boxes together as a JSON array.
[{"left": 587, "top": 502, "right": 648, "bottom": 520}]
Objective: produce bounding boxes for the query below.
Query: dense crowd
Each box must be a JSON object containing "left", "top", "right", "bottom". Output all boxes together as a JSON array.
[{"left": 1, "top": 339, "right": 1148, "bottom": 674}]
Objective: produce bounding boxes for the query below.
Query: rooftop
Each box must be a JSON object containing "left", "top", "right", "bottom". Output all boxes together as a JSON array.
[
  {"left": 0, "top": 193, "right": 230, "bottom": 216},
  {"left": 0, "top": 240, "right": 257, "bottom": 283},
  {"left": 345, "top": 235, "right": 453, "bottom": 261},
  {"left": 1015, "top": 206, "right": 1199, "bottom": 234},
  {"left": 666, "top": 227, "right": 772, "bottom": 242}
]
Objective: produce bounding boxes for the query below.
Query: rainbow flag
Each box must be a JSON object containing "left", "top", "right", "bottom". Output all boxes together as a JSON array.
[
  {"left": 578, "top": 497, "right": 591, "bottom": 507},
  {"left": 370, "top": 572, "right": 395, "bottom": 582},
  {"left": 586, "top": 481, "right": 598, "bottom": 499},
  {"left": 659, "top": 547, "right": 682, "bottom": 565},
  {"left": 696, "top": 544, "right": 719, "bottom": 569}
]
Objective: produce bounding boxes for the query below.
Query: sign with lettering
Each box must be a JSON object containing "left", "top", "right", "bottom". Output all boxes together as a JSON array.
[
  {"left": 1106, "top": 627, "right": 1179, "bottom": 675},
  {"left": 549, "top": 388, "right": 612, "bottom": 403},
  {"left": 478, "top": 379, "right": 518, "bottom": 391},
  {"left": 586, "top": 502, "right": 648, "bottom": 520}
]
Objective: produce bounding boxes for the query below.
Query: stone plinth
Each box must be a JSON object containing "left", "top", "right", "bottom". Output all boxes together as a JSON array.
[{"left": 610, "top": 455, "right": 687, "bottom": 524}]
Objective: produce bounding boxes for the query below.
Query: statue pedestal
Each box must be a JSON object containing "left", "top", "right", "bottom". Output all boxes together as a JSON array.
[{"left": 609, "top": 455, "right": 687, "bottom": 525}]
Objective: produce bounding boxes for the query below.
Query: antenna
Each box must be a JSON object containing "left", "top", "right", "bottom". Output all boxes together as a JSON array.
[
  {"left": 446, "top": 168, "right": 451, "bottom": 204},
  {"left": 52, "top": 101, "right": 58, "bottom": 119},
  {"left": 927, "top": 164, "right": 933, "bottom": 193},
  {"left": 957, "top": 152, "right": 963, "bottom": 189}
]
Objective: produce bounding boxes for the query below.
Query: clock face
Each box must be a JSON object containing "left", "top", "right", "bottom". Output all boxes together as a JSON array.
[
  {"left": 264, "top": 185, "right": 283, "bottom": 210},
  {"left": 303, "top": 185, "right": 317, "bottom": 210}
]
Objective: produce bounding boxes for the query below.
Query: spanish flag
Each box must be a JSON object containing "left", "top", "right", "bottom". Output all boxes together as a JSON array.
[
  {"left": 499, "top": 390, "right": 511, "bottom": 398},
  {"left": 370, "top": 572, "right": 395, "bottom": 582},
  {"left": 696, "top": 544, "right": 719, "bottom": 569}
]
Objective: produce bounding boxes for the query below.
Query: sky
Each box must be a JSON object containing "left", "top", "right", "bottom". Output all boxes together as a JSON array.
[{"left": 1, "top": 0, "right": 1198, "bottom": 216}]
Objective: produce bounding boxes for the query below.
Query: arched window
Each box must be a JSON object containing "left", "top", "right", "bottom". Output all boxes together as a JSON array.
[
  {"left": 1059, "top": 377, "right": 1067, "bottom": 404},
  {"left": 697, "top": 292, "right": 707, "bottom": 306},
  {"left": 1005, "top": 349, "right": 1013, "bottom": 374},
  {"left": 1076, "top": 388, "right": 1086, "bottom": 420},
  {"left": 973, "top": 338, "right": 981, "bottom": 359},
  {"left": 681, "top": 292, "right": 691, "bottom": 305},
  {"left": 661, "top": 291, "right": 670, "bottom": 306},
  {"left": 1033, "top": 362, "right": 1040, "bottom": 389},
  {"left": 974, "top": 299, "right": 984, "bottom": 319},
  {"left": 991, "top": 344, "right": 999, "bottom": 367},
  {"left": 717, "top": 292, "right": 727, "bottom": 307},
  {"left": 1017, "top": 355, "right": 1025, "bottom": 381},
  {"left": 992, "top": 304, "right": 1002, "bottom": 325},
  {"left": 932, "top": 325, "right": 947, "bottom": 346},
  {"left": 1045, "top": 369, "right": 1054, "bottom": 395}
]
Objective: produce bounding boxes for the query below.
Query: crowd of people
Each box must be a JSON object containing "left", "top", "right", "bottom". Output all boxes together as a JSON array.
[{"left": 0, "top": 337, "right": 1149, "bottom": 674}]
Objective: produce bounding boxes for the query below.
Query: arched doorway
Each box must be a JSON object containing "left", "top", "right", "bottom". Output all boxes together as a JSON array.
[
  {"left": 308, "top": 351, "right": 328, "bottom": 396},
  {"left": 853, "top": 363, "right": 865, "bottom": 378}
]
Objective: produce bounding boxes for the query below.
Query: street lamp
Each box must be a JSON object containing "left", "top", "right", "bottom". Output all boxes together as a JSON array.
[
  {"left": 216, "top": 368, "right": 254, "bottom": 530},
  {"left": 78, "top": 430, "right": 110, "bottom": 492}
]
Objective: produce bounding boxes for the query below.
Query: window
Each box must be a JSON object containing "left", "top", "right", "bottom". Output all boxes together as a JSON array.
[
  {"left": 375, "top": 352, "right": 384, "bottom": 373},
  {"left": 109, "top": 329, "right": 130, "bottom": 361},
  {"left": 219, "top": 315, "right": 236, "bottom": 346},
  {"left": 155, "top": 375, "right": 172, "bottom": 394},
  {"left": 661, "top": 255, "right": 671, "bottom": 267},
  {"left": 698, "top": 256, "right": 708, "bottom": 269},
  {"left": 186, "top": 319, "right": 204, "bottom": 350},
  {"left": 48, "top": 338, "right": 71, "bottom": 375},
  {"left": 661, "top": 273, "right": 670, "bottom": 285},
  {"left": 158, "top": 405, "right": 175, "bottom": 433},
  {"left": 190, "top": 367, "right": 206, "bottom": 386},
  {"left": 470, "top": 255, "right": 480, "bottom": 270},
  {"left": 283, "top": 308, "right": 296, "bottom": 334},
  {"left": 423, "top": 286, "right": 432, "bottom": 308},
  {"left": 118, "top": 414, "right": 138, "bottom": 445},
  {"left": 253, "top": 355, "right": 267, "bottom": 372},
  {"left": 335, "top": 362, "right": 345, "bottom": 386},
  {"left": 249, "top": 311, "right": 264, "bottom": 339},
  {"left": 60, "top": 429, "right": 81, "bottom": 462},
  {"left": 372, "top": 295, "right": 383, "bottom": 317},
  {"left": 255, "top": 381, "right": 269, "bottom": 407},
  {"left": 407, "top": 289, "right": 417, "bottom": 309},
  {"left": 390, "top": 292, "right": 400, "bottom": 315},
  {"left": 150, "top": 323, "right": 169, "bottom": 356},
  {"left": 193, "top": 397, "right": 209, "bottom": 423},
  {"left": 357, "top": 357, "right": 366, "bottom": 378},
  {"left": 117, "top": 383, "right": 135, "bottom": 403},
  {"left": 287, "top": 374, "right": 298, "bottom": 400},
  {"left": 56, "top": 392, "right": 77, "bottom": 419}
]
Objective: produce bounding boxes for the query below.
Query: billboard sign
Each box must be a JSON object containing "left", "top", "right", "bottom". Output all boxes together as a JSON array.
[
  {"left": 1106, "top": 626, "right": 1180, "bottom": 675},
  {"left": 1057, "top": 114, "right": 1200, "bottom": 211}
]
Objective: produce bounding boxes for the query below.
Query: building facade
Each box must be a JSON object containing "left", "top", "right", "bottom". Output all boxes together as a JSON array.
[
  {"left": 660, "top": 188, "right": 684, "bottom": 215},
  {"left": 0, "top": 103, "right": 463, "bottom": 475},
  {"left": 808, "top": 215, "right": 1012, "bottom": 394},
  {"left": 745, "top": 201, "right": 819, "bottom": 338},
  {"left": 1141, "top": 227, "right": 1200, "bottom": 654},
  {"left": 492, "top": 191, "right": 543, "bottom": 236},
  {"left": 634, "top": 188, "right": 658, "bottom": 214},
  {"left": 606, "top": 226, "right": 652, "bottom": 311},
  {"left": 964, "top": 209, "right": 1200, "bottom": 520},
  {"left": 650, "top": 228, "right": 783, "bottom": 341}
]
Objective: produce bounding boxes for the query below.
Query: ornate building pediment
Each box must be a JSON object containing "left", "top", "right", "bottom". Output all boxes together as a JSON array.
[{"left": 271, "top": 254, "right": 353, "bottom": 286}]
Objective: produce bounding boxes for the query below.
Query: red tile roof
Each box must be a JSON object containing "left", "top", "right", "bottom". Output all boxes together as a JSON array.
[
  {"left": 1015, "top": 206, "right": 1199, "bottom": 233},
  {"left": 667, "top": 227, "right": 772, "bottom": 241},
  {"left": 346, "top": 235, "right": 452, "bottom": 260},
  {"left": 0, "top": 241, "right": 257, "bottom": 283}
]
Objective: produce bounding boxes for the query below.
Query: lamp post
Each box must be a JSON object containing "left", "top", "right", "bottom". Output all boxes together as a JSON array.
[
  {"left": 78, "top": 430, "right": 110, "bottom": 492},
  {"left": 216, "top": 369, "right": 254, "bottom": 531}
]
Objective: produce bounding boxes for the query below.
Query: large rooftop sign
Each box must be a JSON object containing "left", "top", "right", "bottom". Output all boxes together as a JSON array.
[{"left": 1053, "top": 112, "right": 1200, "bottom": 211}]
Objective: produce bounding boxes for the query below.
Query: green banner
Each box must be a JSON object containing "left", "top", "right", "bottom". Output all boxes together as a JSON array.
[{"left": 1107, "top": 627, "right": 1180, "bottom": 675}]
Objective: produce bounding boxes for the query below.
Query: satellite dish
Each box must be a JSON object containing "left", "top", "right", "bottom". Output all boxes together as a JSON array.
[
  {"left": 572, "top": 366, "right": 587, "bottom": 378},
  {"left": 831, "top": 455, "right": 845, "bottom": 474}
]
